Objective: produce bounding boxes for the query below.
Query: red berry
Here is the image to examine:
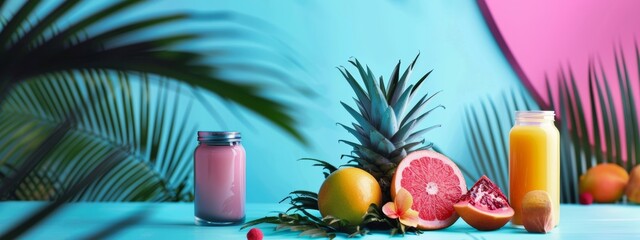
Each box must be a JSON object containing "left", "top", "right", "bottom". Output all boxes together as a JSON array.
[
  {"left": 247, "top": 228, "right": 263, "bottom": 240},
  {"left": 579, "top": 192, "right": 593, "bottom": 205}
]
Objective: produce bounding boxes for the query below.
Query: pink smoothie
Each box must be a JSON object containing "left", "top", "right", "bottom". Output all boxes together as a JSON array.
[{"left": 194, "top": 142, "right": 245, "bottom": 224}]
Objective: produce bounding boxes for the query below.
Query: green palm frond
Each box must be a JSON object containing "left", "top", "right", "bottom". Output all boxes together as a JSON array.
[
  {"left": 614, "top": 45, "right": 640, "bottom": 168},
  {"left": 465, "top": 43, "right": 640, "bottom": 203},
  {"left": 462, "top": 87, "right": 538, "bottom": 196},
  {"left": 0, "top": 0, "right": 310, "bottom": 237},
  {"left": 1, "top": 148, "right": 126, "bottom": 239},
  {"left": 547, "top": 46, "right": 639, "bottom": 202},
  {"left": 0, "top": 0, "right": 305, "bottom": 143},
  {"left": 0, "top": 70, "right": 196, "bottom": 201}
]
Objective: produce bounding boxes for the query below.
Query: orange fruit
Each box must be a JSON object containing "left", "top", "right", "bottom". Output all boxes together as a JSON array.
[
  {"left": 626, "top": 165, "right": 640, "bottom": 204},
  {"left": 317, "top": 168, "right": 382, "bottom": 225},
  {"left": 579, "top": 163, "right": 629, "bottom": 203}
]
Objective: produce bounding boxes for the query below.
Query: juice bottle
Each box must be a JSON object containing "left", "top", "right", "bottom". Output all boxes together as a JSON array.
[{"left": 509, "top": 111, "right": 560, "bottom": 226}]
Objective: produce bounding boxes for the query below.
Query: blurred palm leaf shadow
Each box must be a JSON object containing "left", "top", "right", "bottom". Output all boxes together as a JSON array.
[
  {"left": 464, "top": 43, "right": 640, "bottom": 203},
  {"left": 1, "top": 71, "right": 196, "bottom": 201},
  {"left": 0, "top": 0, "right": 307, "bottom": 200},
  {"left": 0, "top": 0, "right": 308, "bottom": 238},
  {"left": 0, "top": 0, "right": 305, "bottom": 141}
]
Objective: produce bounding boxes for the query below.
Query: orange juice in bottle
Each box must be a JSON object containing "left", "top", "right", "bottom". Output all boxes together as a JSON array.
[{"left": 509, "top": 111, "right": 560, "bottom": 226}]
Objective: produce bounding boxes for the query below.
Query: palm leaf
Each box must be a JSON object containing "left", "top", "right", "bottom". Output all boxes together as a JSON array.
[
  {"left": 1, "top": 148, "right": 126, "bottom": 239},
  {"left": 0, "top": 117, "right": 72, "bottom": 199},
  {"left": 598, "top": 59, "right": 623, "bottom": 164},
  {"left": 551, "top": 46, "right": 639, "bottom": 202},
  {"left": 0, "top": 0, "right": 306, "bottom": 143},
  {"left": 588, "top": 61, "right": 603, "bottom": 163},
  {"left": 558, "top": 68, "right": 581, "bottom": 203},
  {"left": 0, "top": 107, "right": 128, "bottom": 237},
  {"left": 0, "top": 1, "right": 310, "bottom": 238},
  {"left": 461, "top": 88, "right": 538, "bottom": 195},
  {"left": 0, "top": 70, "right": 197, "bottom": 201},
  {"left": 614, "top": 47, "right": 639, "bottom": 168},
  {"left": 466, "top": 43, "right": 640, "bottom": 203}
]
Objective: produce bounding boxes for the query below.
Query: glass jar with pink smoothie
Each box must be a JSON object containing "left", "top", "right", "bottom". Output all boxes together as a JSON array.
[{"left": 194, "top": 131, "right": 246, "bottom": 225}]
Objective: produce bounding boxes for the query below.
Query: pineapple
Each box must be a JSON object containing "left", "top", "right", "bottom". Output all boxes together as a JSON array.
[{"left": 337, "top": 54, "right": 442, "bottom": 200}]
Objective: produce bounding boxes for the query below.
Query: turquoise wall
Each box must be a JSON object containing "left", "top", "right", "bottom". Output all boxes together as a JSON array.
[
  {"left": 4, "top": 0, "right": 536, "bottom": 203},
  {"left": 159, "top": 0, "right": 532, "bottom": 203}
]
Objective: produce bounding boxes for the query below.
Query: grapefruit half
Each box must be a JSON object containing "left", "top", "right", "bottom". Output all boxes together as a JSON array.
[{"left": 391, "top": 150, "right": 467, "bottom": 230}]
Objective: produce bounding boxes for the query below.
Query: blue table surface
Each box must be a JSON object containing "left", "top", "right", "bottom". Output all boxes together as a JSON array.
[{"left": 0, "top": 202, "right": 639, "bottom": 239}]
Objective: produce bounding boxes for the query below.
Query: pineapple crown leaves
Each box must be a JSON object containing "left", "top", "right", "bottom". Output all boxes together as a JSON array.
[
  {"left": 337, "top": 54, "right": 443, "bottom": 179},
  {"left": 242, "top": 55, "right": 439, "bottom": 239}
]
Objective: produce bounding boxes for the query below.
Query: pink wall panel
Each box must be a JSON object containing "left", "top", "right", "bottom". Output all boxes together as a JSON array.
[{"left": 480, "top": 0, "right": 640, "bottom": 160}]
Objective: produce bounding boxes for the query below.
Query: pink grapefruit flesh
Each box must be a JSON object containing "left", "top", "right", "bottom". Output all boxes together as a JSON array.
[{"left": 391, "top": 150, "right": 467, "bottom": 230}]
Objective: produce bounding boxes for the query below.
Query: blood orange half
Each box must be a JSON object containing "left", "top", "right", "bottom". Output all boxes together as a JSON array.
[{"left": 391, "top": 150, "right": 467, "bottom": 230}]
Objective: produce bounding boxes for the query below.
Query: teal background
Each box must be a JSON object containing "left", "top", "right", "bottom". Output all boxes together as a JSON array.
[
  {"left": 3, "top": 0, "right": 536, "bottom": 203},
  {"left": 177, "top": 0, "right": 536, "bottom": 203}
]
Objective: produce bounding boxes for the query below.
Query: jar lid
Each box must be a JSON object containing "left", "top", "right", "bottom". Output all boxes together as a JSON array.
[
  {"left": 515, "top": 111, "right": 555, "bottom": 121},
  {"left": 197, "top": 131, "right": 241, "bottom": 144}
]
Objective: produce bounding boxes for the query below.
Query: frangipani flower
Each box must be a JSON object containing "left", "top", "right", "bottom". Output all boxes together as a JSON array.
[{"left": 382, "top": 188, "right": 420, "bottom": 227}]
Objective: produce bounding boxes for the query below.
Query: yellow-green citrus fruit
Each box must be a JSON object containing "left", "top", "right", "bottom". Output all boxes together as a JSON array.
[{"left": 317, "top": 168, "right": 382, "bottom": 225}]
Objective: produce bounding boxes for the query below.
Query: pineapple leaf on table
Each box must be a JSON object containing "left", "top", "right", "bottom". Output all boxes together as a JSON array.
[
  {"left": 338, "top": 54, "right": 442, "bottom": 199},
  {"left": 241, "top": 169, "right": 421, "bottom": 237}
]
